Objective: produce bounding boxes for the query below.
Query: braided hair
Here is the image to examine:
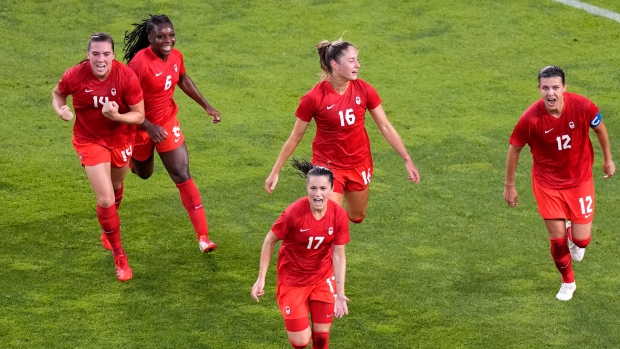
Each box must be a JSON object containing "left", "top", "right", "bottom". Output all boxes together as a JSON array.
[{"left": 123, "top": 14, "right": 173, "bottom": 63}]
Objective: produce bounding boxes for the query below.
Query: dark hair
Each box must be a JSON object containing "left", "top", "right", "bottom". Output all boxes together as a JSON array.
[
  {"left": 538, "top": 65, "right": 565, "bottom": 84},
  {"left": 87, "top": 32, "right": 114, "bottom": 52},
  {"left": 291, "top": 158, "right": 334, "bottom": 187},
  {"left": 123, "top": 14, "right": 173, "bottom": 63},
  {"left": 317, "top": 38, "right": 354, "bottom": 79}
]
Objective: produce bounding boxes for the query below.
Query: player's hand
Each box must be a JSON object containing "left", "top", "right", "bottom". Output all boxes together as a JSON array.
[
  {"left": 251, "top": 278, "right": 265, "bottom": 302},
  {"left": 145, "top": 123, "right": 168, "bottom": 143},
  {"left": 206, "top": 106, "right": 221, "bottom": 124},
  {"left": 102, "top": 101, "right": 120, "bottom": 120},
  {"left": 265, "top": 173, "right": 279, "bottom": 194},
  {"left": 334, "top": 294, "right": 349, "bottom": 318},
  {"left": 503, "top": 185, "right": 519, "bottom": 208},
  {"left": 58, "top": 105, "right": 74, "bottom": 121},
  {"left": 603, "top": 161, "right": 615, "bottom": 179},
  {"left": 406, "top": 159, "right": 420, "bottom": 184}
]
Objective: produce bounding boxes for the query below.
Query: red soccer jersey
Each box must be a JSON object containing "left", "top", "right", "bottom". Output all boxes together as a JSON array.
[
  {"left": 509, "top": 92, "right": 599, "bottom": 189},
  {"left": 128, "top": 47, "right": 186, "bottom": 125},
  {"left": 58, "top": 60, "right": 143, "bottom": 148},
  {"left": 296, "top": 79, "right": 382, "bottom": 169},
  {"left": 271, "top": 197, "right": 350, "bottom": 287}
]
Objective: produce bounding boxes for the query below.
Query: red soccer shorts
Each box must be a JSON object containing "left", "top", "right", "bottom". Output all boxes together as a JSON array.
[
  {"left": 276, "top": 276, "right": 336, "bottom": 330},
  {"left": 72, "top": 137, "right": 133, "bottom": 168},
  {"left": 532, "top": 177, "right": 595, "bottom": 224},
  {"left": 132, "top": 117, "right": 185, "bottom": 161},
  {"left": 331, "top": 161, "right": 374, "bottom": 194}
]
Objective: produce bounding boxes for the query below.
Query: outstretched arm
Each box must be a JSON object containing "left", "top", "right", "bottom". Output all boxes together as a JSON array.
[
  {"left": 369, "top": 104, "right": 420, "bottom": 184},
  {"left": 251, "top": 231, "right": 280, "bottom": 302},
  {"left": 504, "top": 145, "right": 523, "bottom": 207},
  {"left": 592, "top": 122, "right": 615, "bottom": 179},
  {"left": 265, "top": 118, "right": 310, "bottom": 193},
  {"left": 178, "top": 73, "right": 220, "bottom": 123},
  {"left": 332, "top": 244, "right": 348, "bottom": 318}
]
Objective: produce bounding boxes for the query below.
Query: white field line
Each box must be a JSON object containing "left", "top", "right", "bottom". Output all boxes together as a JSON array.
[{"left": 553, "top": 0, "right": 620, "bottom": 23}]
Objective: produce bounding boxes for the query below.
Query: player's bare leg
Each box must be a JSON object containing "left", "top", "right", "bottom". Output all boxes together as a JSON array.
[
  {"left": 159, "top": 143, "right": 216, "bottom": 253},
  {"left": 85, "top": 163, "right": 132, "bottom": 281},
  {"left": 311, "top": 323, "right": 332, "bottom": 349},
  {"left": 131, "top": 153, "right": 156, "bottom": 179},
  {"left": 287, "top": 327, "right": 311, "bottom": 349},
  {"left": 344, "top": 188, "right": 369, "bottom": 223},
  {"left": 567, "top": 221, "right": 591, "bottom": 262}
]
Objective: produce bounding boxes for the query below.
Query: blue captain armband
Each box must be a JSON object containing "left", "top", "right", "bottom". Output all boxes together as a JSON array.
[{"left": 590, "top": 112, "right": 602, "bottom": 128}]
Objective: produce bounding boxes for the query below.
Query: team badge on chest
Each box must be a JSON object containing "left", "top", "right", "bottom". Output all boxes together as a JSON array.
[
  {"left": 569, "top": 122, "right": 575, "bottom": 129},
  {"left": 355, "top": 96, "right": 361, "bottom": 105},
  {"left": 111, "top": 88, "right": 117, "bottom": 96}
]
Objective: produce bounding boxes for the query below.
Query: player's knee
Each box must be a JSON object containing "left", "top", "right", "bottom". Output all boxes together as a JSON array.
[
  {"left": 573, "top": 235, "right": 591, "bottom": 248},
  {"left": 97, "top": 196, "right": 116, "bottom": 208},
  {"left": 348, "top": 213, "right": 366, "bottom": 224},
  {"left": 311, "top": 331, "right": 330, "bottom": 349}
]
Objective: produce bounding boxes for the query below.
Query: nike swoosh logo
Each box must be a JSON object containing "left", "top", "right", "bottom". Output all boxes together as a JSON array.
[
  {"left": 326, "top": 314, "right": 334, "bottom": 318},
  {"left": 300, "top": 229, "right": 310, "bottom": 232},
  {"left": 326, "top": 104, "right": 335, "bottom": 109},
  {"left": 194, "top": 204, "right": 203, "bottom": 209},
  {"left": 85, "top": 89, "right": 94, "bottom": 93},
  {"left": 545, "top": 128, "right": 554, "bottom": 134},
  {"left": 585, "top": 213, "right": 592, "bottom": 218},
  {"left": 156, "top": 72, "right": 163, "bottom": 76}
]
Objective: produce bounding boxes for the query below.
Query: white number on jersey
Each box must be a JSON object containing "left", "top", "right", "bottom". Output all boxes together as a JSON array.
[
  {"left": 92, "top": 96, "right": 109, "bottom": 109},
  {"left": 339, "top": 108, "right": 355, "bottom": 126},
  {"left": 578, "top": 196, "right": 593, "bottom": 215},
  {"left": 307, "top": 236, "right": 325, "bottom": 249},
  {"left": 556, "top": 135, "right": 572, "bottom": 151},
  {"left": 120, "top": 145, "right": 133, "bottom": 162},
  {"left": 361, "top": 168, "right": 372, "bottom": 185},
  {"left": 326, "top": 276, "right": 336, "bottom": 294},
  {"left": 164, "top": 75, "right": 172, "bottom": 90}
]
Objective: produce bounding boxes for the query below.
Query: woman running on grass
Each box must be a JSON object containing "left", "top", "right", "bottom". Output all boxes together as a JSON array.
[
  {"left": 265, "top": 37, "right": 420, "bottom": 224},
  {"left": 253, "top": 166, "right": 349, "bottom": 349},
  {"left": 51, "top": 32, "right": 145, "bottom": 282},
  {"left": 122, "top": 14, "right": 220, "bottom": 253}
]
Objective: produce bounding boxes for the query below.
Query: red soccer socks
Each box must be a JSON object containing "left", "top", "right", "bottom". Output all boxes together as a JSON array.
[{"left": 549, "top": 237, "right": 574, "bottom": 283}]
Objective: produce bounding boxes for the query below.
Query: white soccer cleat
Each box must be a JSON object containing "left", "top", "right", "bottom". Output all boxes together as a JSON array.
[
  {"left": 556, "top": 282, "right": 577, "bottom": 301},
  {"left": 566, "top": 221, "right": 585, "bottom": 262}
]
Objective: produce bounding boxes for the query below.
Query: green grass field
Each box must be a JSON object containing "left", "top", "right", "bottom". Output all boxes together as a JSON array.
[{"left": 1, "top": 0, "right": 620, "bottom": 348}]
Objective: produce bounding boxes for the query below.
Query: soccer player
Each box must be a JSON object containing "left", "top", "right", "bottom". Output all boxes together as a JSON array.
[
  {"left": 265, "top": 37, "right": 420, "bottom": 224},
  {"left": 122, "top": 14, "right": 220, "bottom": 253},
  {"left": 51, "top": 32, "right": 145, "bottom": 282},
  {"left": 252, "top": 166, "right": 350, "bottom": 349},
  {"left": 504, "top": 65, "right": 615, "bottom": 301}
]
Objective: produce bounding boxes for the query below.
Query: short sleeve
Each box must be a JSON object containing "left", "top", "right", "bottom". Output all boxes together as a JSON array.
[
  {"left": 365, "top": 82, "right": 382, "bottom": 110},
  {"left": 509, "top": 116, "right": 529, "bottom": 147},
  {"left": 57, "top": 66, "right": 78, "bottom": 96},
  {"left": 122, "top": 68, "right": 144, "bottom": 106},
  {"left": 295, "top": 93, "right": 317, "bottom": 122},
  {"left": 179, "top": 51, "right": 186, "bottom": 75},
  {"left": 333, "top": 207, "right": 350, "bottom": 245},
  {"left": 271, "top": 209, "right": 291, "bottom": 240}
]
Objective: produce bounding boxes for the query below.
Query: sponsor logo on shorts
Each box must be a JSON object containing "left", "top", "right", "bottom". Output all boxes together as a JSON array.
[{"left": 285, "top": 306, "right": 290, "bottom": 315}]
